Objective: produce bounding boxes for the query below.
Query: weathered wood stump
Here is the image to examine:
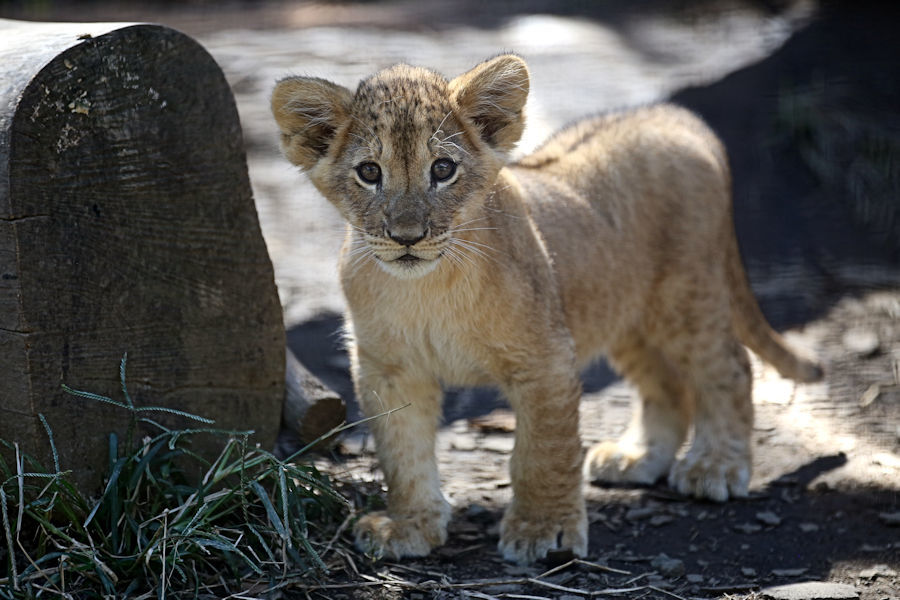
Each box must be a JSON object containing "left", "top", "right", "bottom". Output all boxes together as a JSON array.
[{"left": 0, "top": 20, "right": 285, "bottom": 492}]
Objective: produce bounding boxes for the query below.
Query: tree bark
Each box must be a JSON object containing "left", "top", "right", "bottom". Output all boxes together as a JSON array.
[{"left": 0, "top": 20, "right": 284, "bottom": 492}]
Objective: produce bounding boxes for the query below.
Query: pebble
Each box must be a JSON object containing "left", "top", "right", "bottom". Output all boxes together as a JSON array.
[
  {"left": 858, "top": 564, "right": 897, "bottom": 579},
  {"left": 841, "top": 328, "right": 880, "bottom": 357},
  {"left": 651, "top": 553, "right": 685, "bottom": 578},
  {"left": 756, "top": 510, "right": 782, "bottom": 526},
  {"left": 772, "top": 568, "right": 809, "bottom": 577},
  {"left": 449, "top": 433, "right": 477, "bottom": 451},
  {"left": 799, "top": 522, "right": 820, "bottom": 533},
  {"left": 625, "top": 506, "right": 657, "bottom": 521},
  {"left": 878, "top": 511, "right": 900, "bottom": 526},
  {"left": 760, "top": 581, "right": 859, "bottom": 600},
  {"left": 742, "top": 567, "right": 758, "bottom": 577},
  {"left": 686, "top": 573, "right": 704, "bottom": 583},
  {"left": 734, "top": 522, "right": 763, "bottom": 534},
  {"left": 650, "top": 515, "right": 675, "bottom": 527}
]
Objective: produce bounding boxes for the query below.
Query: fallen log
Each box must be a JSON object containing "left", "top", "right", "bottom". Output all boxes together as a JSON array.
[{"left": 283, "top": 347, "right": 346, "bottom": 447}]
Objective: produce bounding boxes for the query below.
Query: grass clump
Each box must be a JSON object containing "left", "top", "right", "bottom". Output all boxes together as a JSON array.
[{"left": 0, "top": 355, "right": 350, "bottom": 599}]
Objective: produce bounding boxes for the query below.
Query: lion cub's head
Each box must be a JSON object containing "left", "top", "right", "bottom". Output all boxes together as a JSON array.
[{"left": 272, "top": 55, "right": 529, "bottom": 279}]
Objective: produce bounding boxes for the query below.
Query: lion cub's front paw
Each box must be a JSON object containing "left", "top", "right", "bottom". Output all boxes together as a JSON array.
[
  {"left": 584, "top": 440, "right": 674, "bottom": 486},
  {"left": 667, "top": 446, "right": 750, "bottom": 502},
  {"left": 354, "top": 509, "right": 449, "bottom": 559},
  {"left": 498, "top": 504, "right": 588, "bottom": 565}
]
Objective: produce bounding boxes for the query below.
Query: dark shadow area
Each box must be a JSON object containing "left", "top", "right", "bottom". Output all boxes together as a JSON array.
[{"left": 670, "top": 1, "right": 900, "bottom": 329}]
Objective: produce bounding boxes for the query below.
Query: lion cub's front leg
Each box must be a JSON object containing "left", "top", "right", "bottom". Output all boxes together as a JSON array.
[
  {"left": 497, "top": 356, "right": 588, "bottom": 564},
  {"left": 351, "top": 352, "right": 451, "bottom": 559}
]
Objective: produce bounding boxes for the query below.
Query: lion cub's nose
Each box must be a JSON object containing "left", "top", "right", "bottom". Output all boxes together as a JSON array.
[{"left": 386, "top": 227, "right": 427, "bottom": 247}]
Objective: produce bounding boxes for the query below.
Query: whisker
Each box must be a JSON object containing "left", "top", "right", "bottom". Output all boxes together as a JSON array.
[
  {"left": 449, "top": 227, "right": 498, "bottom": 233},
  {"left": 443, "top": 245, "right": 475, "bottom": 271},
  {"left": 452, "top": 238, "right": 498, "bottom": 253},
  {"left": 449, "top": 238, "right": 497, "bottom": 263},
  {"left": 452, "top": 216, "right": 492, "bottom": 230}
]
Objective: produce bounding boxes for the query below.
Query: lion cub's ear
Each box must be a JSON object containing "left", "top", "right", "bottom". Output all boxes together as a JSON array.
[
  {"left": 271, "top": 77, "right": 353, "bottom": 170},
  {"left": 450, "top": 54, "right": 530, "bottom": 154}
]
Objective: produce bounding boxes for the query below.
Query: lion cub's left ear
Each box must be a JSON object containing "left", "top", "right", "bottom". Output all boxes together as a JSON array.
[
  {"left": 450, "top": 54, "right": 530, "bottom": 155},
  {"left": 271, "top": 77, "right": 353, "bottom": 170}
]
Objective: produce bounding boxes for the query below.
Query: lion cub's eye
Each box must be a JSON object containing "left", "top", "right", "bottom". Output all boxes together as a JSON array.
[
  {"left": 356, "top": 162, "right": 382, "bottom": 185},
  {"left": 431, "top": 159, "right": 457, "bottom": 183}
]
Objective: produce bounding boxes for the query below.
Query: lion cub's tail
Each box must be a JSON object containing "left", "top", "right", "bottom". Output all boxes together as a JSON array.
[{"left": 727, "top": 228, "right": 824, "bottom": 383}]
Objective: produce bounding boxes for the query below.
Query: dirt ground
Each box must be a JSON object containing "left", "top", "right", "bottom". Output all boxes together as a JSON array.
[{"left": 3, "top": 1, "right": 897, "bottom": 598}]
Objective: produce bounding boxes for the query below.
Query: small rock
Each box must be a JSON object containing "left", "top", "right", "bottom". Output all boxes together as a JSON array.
[
  {"left": 734, "top": 522, "right": 762, "bottom": 534},
  {"left": 878, "top": 511, "right": 900, "bottom": 526},
  {"left": 799, "top": 522, "right": 820, "bottom": 533},
  {"left": 842, "top": 328, "right": 880, "bottom": 357},
  {"left": 686, "top": 573, "right": 704, "bottom": 583},
  {"left": 559, "top": 595, "right": 583, "bottom": 600},
  {"left": 858, "top": 564, "right": 897, "bottom": 579},
  {"left": 449, "top": 433, "right": 477, "bottom": 451},
  {"left": 772, "top": 568, "right": 808, "bottom": 577},
  {"left": 625, "top": 506, "right": 658, "bottom": 521},
  {"left": 757, "top": 510, "right": 782, "bottom": 526},
  {"left": 742, "top": 567, "right": 757, "bottom": 577},
  {"left": 650, "top": 515, "right": 675, "bottom": 527},
  {"left": 760, "top": 581, "right": 858, "bottom": 600},
  {"left": 651, "top": 553, "right": 685, "bottom": 578}
]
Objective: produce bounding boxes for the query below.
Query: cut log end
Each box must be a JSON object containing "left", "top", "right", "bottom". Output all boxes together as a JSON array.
[{"left": 283, "top": 347, "right": 346, "bottom": 447}]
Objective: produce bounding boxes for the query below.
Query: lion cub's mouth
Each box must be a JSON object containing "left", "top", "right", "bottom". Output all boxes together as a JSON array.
[{"left": 395, "top": 253, "right": 421, "bottom": 262}]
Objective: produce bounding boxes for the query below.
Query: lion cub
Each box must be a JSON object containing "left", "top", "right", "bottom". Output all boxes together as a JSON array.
[{"left": 272, "top": 55, "right": 822, "bottom": 564}]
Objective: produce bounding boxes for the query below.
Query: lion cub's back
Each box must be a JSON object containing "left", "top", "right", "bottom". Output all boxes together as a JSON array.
[
  {"left": 518, "top": 104, "right": 728, "bottom": 195},
  {"left": 511, "top": 104, "right": 735, "bottom": 361}
]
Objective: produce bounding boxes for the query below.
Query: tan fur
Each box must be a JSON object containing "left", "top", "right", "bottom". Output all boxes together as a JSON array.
[{"left": 271, "top": 55, "right": 822, "bottom": 564}]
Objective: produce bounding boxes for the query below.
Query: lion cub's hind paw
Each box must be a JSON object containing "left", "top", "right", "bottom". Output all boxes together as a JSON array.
[
  {"left": 584, "top": 441, "right": 673, "bottom": 486},
  {"left": 354, "top": 510, "right": 448, "bottom": 560},
  {"left": 667, "top": 451, "right": 750, "bottom": 502},
  {"left": 499, "top": 507, "right": 588, "bottom": 565}
]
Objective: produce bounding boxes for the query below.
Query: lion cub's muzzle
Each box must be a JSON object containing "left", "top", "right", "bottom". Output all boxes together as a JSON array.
[{"left": 365, "top": 227, "right": 448, "bottom": 279}]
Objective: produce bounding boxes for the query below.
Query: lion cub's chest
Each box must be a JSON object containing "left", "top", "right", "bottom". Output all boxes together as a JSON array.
[{"left": 346, "top": 266, "right": 491, "bottom": 387}]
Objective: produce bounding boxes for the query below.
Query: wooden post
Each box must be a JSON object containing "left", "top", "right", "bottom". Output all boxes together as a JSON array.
[{"left": 0, "top": 20, "right": 285, "bottom": 492}]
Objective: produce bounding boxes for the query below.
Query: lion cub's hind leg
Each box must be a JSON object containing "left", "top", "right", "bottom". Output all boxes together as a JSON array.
[
  {"left": 585, "top": 336, "right": 691, "bottom": 487},
  {"left": 667, "top": 333, "right": 753, "bottom": 502}
]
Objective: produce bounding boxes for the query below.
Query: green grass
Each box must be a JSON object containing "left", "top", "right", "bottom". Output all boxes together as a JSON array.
[{"left": 0, "top": 355, "right": 351, "bottom": 599}]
